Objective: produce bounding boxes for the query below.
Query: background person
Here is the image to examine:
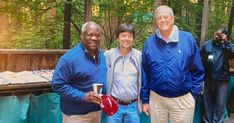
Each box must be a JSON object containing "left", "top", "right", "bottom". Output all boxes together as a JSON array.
[
  {"left": 200, "top": 26, "right": 234, "bottom": 123},
  {"left": 52, "top": 21, "right": 107, "bottom": 123}
]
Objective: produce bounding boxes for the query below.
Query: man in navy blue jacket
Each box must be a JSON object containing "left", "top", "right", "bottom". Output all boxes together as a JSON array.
[
  {"left": 140, "top": 5, "right": 204, "bottom": 123},
  {"left": 200, "top": 26, "right": 234, "bottom": 123},
  {"left": 52, "top": 21, "right": 107, "bottom": 123}
]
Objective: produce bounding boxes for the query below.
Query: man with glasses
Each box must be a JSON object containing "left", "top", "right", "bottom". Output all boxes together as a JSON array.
[{"left": 52, "top": 21, "right": 107, "bottom": 123}]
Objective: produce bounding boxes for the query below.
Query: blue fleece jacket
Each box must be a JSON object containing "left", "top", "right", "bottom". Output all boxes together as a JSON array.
[
  {"left": 52, "top": 43, "right": 107, "bottom": 115},
  {"left": 140, "top": 31, "right": 204, "bottom": 103}
]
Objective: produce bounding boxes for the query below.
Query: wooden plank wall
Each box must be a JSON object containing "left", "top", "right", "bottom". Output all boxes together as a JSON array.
[{"left": 0, "top": 49, "right": 67, "bottom": 72}]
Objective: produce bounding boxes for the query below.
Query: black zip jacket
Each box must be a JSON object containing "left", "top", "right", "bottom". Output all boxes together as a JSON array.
[{"left": 200, "top": 40, "right": 234, "bottom": 80}]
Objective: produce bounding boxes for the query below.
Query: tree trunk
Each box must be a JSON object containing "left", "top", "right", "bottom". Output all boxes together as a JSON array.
[
  {"left": 227, "top": 0, "right": 234, "bottom": 40},
  {"left": 63, "top": 0, "right": 72, "bottom": 49},
  {"left": 200, "top": 0, "right": 210, "bottom": 46},
  {"left": 101, "top": 0, "right": 119, "bottom": 49},
  {"left": 0, "top": 1, "right": 11, "bottom": 43},
  {"left": 84, "top": 0, "right": 92, "bottom": 23},
  {"left": 195, "top": 0, "right": 203, "bottom": 45},
  {"left": 173, "top": 0, "right": 182, "bottom": 16},
  {"left": 153, "top": 0, "right": 162, "bottom": 33}
]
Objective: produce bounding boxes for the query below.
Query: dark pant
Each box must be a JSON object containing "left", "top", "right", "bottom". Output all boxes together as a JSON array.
[{"left": 203, "top": 79, "right": 228, "bottom": 123}]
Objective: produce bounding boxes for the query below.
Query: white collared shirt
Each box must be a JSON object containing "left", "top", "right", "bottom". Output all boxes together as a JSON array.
[
  {"left": 111, "top": 50, "right": 138, "bottom": 101},
  {"left": 156, "top": 25, "right": 179, "bottom": 43}
]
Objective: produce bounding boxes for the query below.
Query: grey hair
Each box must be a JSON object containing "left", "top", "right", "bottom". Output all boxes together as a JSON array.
[
  {"left": 155, "top": 5, "right": 174, "bottom": 17},
  {"left": 81, "top": 21, "right": 101, "bottom": 33}
]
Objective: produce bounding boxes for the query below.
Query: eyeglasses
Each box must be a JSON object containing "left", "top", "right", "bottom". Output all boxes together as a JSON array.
[
  {"left": 155, "top": 15, "right": 171, "bottom": 21},
  {"left": 85, "top": 33, "right": 101, "bottom": 39}
]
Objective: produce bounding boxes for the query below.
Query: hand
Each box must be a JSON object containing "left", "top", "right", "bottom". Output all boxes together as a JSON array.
[
  {"left": 221, "top": 33, "right": 228, "bottom": 42},
  {"left": 142, "top": 104, "right": 150, "bottom": 116},
  {"left": 214, "top": 32, "right": 228, "bottom": 43},
  {"left": 84, "top": 91, "right": 101, "bottom": 104}
]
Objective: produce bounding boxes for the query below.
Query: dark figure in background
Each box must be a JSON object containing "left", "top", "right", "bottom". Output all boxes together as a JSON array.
[{"left": 200, "top": 26, "right": 234, "bottom": 123}]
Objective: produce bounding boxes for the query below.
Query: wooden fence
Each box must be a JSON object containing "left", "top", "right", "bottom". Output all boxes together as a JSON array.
[
  {"left": 0, "top": 49, "right": 67, "bottom": 72},
  {"left": 0, "top": 49, "right": 67, "bottom": 95}
]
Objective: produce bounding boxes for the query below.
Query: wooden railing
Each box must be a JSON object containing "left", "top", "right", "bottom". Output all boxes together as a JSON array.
[
  {"left": 0, "top": 49, "right": 67, "bottom": 72},
  {"left": 0, "top": 49, "right": 67, "bottom": 95}
]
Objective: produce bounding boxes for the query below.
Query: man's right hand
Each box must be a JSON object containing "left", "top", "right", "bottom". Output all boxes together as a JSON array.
[
  {"left": 142, "top": 104, "right": 150, "bottom": 116},
  {"left": 84, "top": 91, "right": 101, "bottom": 104}
]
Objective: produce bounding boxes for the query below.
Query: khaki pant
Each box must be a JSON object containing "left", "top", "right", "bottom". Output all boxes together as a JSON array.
[
  {"left": 62, "top": 110, "right": 102, "bottom": 123},
  {"left": 149, "top": 91, "right": 195, "bottom": 123}
]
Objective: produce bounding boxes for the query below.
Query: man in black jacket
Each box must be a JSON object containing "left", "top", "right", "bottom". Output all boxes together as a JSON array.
[{"left": 200, "top": 26, "right": 234, "bottom": 123}]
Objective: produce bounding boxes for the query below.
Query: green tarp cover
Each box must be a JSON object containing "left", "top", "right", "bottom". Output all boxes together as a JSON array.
[
  {"left": 0, "top": 93, "right": 61, "bottom": 123},
  {"left": 0, "top": 95, "right": 29, "bottom": 123}
]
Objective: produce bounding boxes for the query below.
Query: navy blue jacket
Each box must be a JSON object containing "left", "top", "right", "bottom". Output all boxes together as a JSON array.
[
  {"left": 200, "top": 40, "right": 234, "bottom": 81},
  {"left": 52, "top": 43, "right": 107, "bottom": 115},
  {"left": 140, "top": 31, "right": 204, "bottom": 103}
]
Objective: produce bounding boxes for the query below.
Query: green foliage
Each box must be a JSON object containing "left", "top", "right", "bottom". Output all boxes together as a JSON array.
[
  {"left": 0, "top": 0, "right": 83, "bottom": 49},
  {"left": 0, "top": 0, "right": 233, "bottom": 49},
  {"left": 92, "top": 0, "right": 154, "bottom": 50},
  {"left": 208, "top": 0, "right": 233, "bottom": 41},
  {"left": 0, "top": 0, "right": 64, "bottom": 48},
  {"left": 172, "top": 0, "right": 203, "bottom": 40}
]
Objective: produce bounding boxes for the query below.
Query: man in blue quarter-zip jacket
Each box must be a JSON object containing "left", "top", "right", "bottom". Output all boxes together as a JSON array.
[
  {"left": 201, "top": 26, "right": 234, "bottom": 123},
  {"left": 140, "top": 5, "right": 204, "bottom": 123},
  {"left": 52, "top": 21, "right": 107, "bottom": 123}
]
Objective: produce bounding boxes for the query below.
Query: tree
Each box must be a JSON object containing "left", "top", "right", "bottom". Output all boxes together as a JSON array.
[
  {"left": 153, "top": 0, "right": 162, "bottom": 32},
  {"left": 84, "top": 0, "right": 92, "bottom": 22},
  {"left": 93, "top": 0, "right": 155, "bottom": 49},
  {"left": 63, "top": 0, "right": 72, "bottom": 49},
  {"left": 228, "top": 0, "right": 234, "bottom": 39},
  {"left": 200, "top": 0, "right": 210, "bottom": 45},
  {"left": 0, "top": 0, "right": 232, "bottom": 49}
]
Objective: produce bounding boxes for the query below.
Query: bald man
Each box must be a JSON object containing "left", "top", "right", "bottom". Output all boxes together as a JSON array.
[
  {"left": 52, "top": 21, "right": 107, "bottom": 123},
  {"left": 140, "top": 5, "right": 204, "bottom": 123}
]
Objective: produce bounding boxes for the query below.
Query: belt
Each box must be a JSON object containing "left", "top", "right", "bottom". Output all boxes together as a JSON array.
[{"left": 111, "top": 96, "right": 137, "bottom": 105}]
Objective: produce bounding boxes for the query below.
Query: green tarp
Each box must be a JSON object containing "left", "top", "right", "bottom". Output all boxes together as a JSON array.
[
  {"left": 0, "top": 93, "right": 61, "bottom": 123},
  {"left": 28, "top": 93, "right": 61, "bottom": 123},
  {"left": 0, "top": 95, "right": 29, "bottom": 123},
  {"left": 0, "top": 93, "right": 203, "bottom": 123}
]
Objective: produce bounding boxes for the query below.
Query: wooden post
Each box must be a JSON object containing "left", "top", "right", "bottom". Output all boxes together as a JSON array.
[
  {"left": 200, "top": 0, "right": 210, "bottom": 46},
  {"left": 84, "top": 0, "right": 92, "bottom": 23},
  {"left": 63, "top": 0, "right": 72, "bottom": 49}
]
